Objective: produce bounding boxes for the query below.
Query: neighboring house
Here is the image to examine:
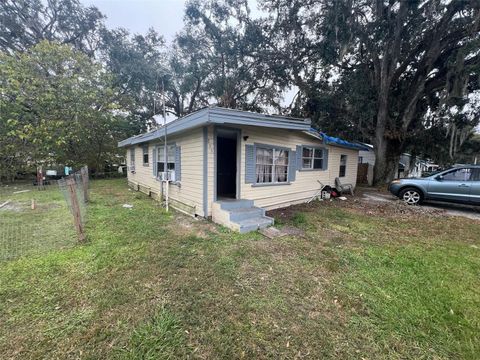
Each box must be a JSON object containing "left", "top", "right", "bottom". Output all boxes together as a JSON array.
[
  {"left": 358, "top": 144, "right": 439, "bottom": 184},
  {"left": 357, "top": 145, "right": 376, "bottom": 167},
  {"left": 399, "top": 155, "right": 440, "bottom": 178},
  {"left": 118, "top": 107, "right": 364, "bottom": 232}
]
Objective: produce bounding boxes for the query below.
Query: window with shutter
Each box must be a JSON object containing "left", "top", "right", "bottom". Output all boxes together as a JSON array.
[
  {"left": 156, "top": 145, "right": 176, "bottom": 176},
  {"left": 296, "top": 146, "right": 328, "bottom": 171},
  {"left": 301, "top": 146, "right": 325, "bottom": 169},
  {"left": 255, "top": 146, "right": 289, "bottom": 184}
]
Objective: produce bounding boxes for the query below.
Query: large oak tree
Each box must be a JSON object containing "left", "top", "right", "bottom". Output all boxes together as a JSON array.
[
  {"left": 0, "top": 41, "right": 129, "bottom": 178},
  {"left": 0, "top": 0, "right": 104, "bottom": 55},
  {"left": 262, "top": 0, "right": 480, "bottom": 183},
  {"left": 180, "top": 0, "right": 286, "bottom": 112}
]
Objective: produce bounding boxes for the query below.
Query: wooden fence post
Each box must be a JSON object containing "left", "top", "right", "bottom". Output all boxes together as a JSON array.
[
  {"left": 66, "top": 177, "right": 86, "bottom": 242},
  {"left": 37, "top": 166, "right": 44, "bottom": 190},
  {"left": 80, "top": 166, "right": 89, "bottom": 203}
]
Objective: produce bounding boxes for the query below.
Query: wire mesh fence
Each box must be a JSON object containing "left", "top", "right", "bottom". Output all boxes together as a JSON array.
[
  {"left": 0, "top": 220, "right": 77, "bottom": 261},
  {"left": 58, "top": 166, "right": 89, "bottom": 242},
  {"left": 0, "top": 166, "right": 90, "bottom": 261}
]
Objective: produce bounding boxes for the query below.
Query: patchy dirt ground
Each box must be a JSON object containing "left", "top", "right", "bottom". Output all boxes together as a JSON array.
[
  {"left": 357, "top": 187, "right": 480, "bottom": 221},
  {"left": 267, "top": 186, "right": 480, "bottom": 222},
  {"left": 0, "top": 201, "right": 61, "bottom": 212},
  {"left": 0, "top": 201, "right": 26, "bottom": 212}
]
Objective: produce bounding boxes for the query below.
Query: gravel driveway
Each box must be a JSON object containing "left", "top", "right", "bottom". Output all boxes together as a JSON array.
[{"left": 361, "top": 190, "right": 480, "bottom": 221}]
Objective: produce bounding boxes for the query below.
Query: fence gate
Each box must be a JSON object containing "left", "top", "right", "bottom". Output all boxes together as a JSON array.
[{"left": 357, "top": 163, "right": 369, "bottom": 184}]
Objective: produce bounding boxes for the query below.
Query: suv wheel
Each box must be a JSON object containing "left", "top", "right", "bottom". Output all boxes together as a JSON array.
[{"left": 399, "top": 187, "right": 423, "bottom": 205}]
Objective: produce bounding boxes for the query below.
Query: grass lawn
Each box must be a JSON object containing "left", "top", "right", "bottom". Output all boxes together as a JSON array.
[
  {"left": 0, "top": 183, "right": 77, "bottom": 260},
  {"left": 1, "top": 179, "right": 479, "bottom": 359}
]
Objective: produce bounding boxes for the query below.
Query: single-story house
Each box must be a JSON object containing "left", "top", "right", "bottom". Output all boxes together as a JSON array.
[{"left": 118, "top": 107, "right": 364, "bottom": 232}]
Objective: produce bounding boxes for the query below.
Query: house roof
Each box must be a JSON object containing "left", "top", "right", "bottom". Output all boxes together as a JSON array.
[
  {"left": 303, "top": 129, "right": 368, "bottom": 150},
  {"left": 118, "top": 106, "right": 364, "bottom": 151},
  {"left": 315, "top": 131, "right": 370, "bottom": 151},
  {"left": 118, "top": 106, "right": 312, "bottom": 147}
]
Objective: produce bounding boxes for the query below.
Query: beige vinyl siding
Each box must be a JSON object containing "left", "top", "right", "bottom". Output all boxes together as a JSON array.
[
  {"left": 126, "top": 127, "right": 205, "bottom": 216},
  {"left": 126, "top": 124, "right": 359, "bottom": 217},
  {"left": 328, "top": 146, "right": 358, "bottom": 187},
  {"left": 237, "top": 126, "right": 358, "bottom": 210}
]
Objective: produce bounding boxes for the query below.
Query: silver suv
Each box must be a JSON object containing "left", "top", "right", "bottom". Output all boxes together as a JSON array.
[{"left": 389, "top": 165, "right": 480, "bottom": 205}]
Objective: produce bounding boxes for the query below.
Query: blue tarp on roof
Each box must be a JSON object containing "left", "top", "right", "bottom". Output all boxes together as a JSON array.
[{"left": 308, "top": 128, "right": 370, "bottom": 151}]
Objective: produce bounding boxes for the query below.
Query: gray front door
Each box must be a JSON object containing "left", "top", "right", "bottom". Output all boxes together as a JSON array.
[{"left": 427, "top": 167, "right": 472, "bottom": 202}]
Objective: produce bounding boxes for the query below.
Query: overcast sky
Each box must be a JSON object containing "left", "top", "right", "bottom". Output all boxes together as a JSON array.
[
  {"left": 80, "top": 0, "right": 265, "bottom": 42},
  {"left": 80, "top": 0, "right": 186, "bottom": 41}
]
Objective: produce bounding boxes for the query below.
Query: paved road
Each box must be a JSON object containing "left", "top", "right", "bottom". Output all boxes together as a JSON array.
[{"left": 361, "top": 191, "right": 480, "bottom": 221}]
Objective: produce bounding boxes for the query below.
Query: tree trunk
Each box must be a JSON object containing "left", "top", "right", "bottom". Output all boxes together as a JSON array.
[
  {"left": 373, "top": 149, "right": 400, "bottom": 185},
  {"left": 373, "top": 138, "right": 388, "bottom": 185},
  {"left": 373, "top": 136, "right": 402, "bottom": 185},
  {"left": 373, "top": 77, "right": 392, "bottom": 185}
]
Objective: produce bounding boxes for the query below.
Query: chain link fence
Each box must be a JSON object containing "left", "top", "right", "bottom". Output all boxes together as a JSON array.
[{"left": 0, "top": 166, "right": 89, "bottom": 261}]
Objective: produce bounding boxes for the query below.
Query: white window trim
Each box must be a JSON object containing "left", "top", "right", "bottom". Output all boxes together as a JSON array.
[
  {"left": 156, "top": 144, "right": 176, "bottom": 176},
  {"left": 254, "top": 145, "right": 290, "bottom": 185},
  {"left": 301, "top": 146, "right": 324, "bottom": 170}
]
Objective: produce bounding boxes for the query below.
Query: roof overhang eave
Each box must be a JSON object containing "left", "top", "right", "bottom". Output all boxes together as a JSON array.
[{"left": 118, "top": 108, "right": 312, "bottom": 147}]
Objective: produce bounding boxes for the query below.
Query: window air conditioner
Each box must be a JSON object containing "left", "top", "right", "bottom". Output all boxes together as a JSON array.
[{"left": 158, "top": 170, "right": 176, "bottom": 182}]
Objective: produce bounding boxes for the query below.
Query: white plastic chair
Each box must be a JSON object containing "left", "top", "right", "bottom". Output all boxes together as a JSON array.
[{"left": 335, "top": 177, "right": 354, "bottom": 195}]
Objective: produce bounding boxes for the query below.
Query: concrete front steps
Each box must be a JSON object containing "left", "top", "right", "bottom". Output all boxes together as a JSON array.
[{"left": 212, "top": 199, "right": 274, "bottom": 233}]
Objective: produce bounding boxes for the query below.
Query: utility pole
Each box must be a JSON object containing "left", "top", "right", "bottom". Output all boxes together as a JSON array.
[{"left": 162, "top": 77, "right": 169, "bottom": 212}]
